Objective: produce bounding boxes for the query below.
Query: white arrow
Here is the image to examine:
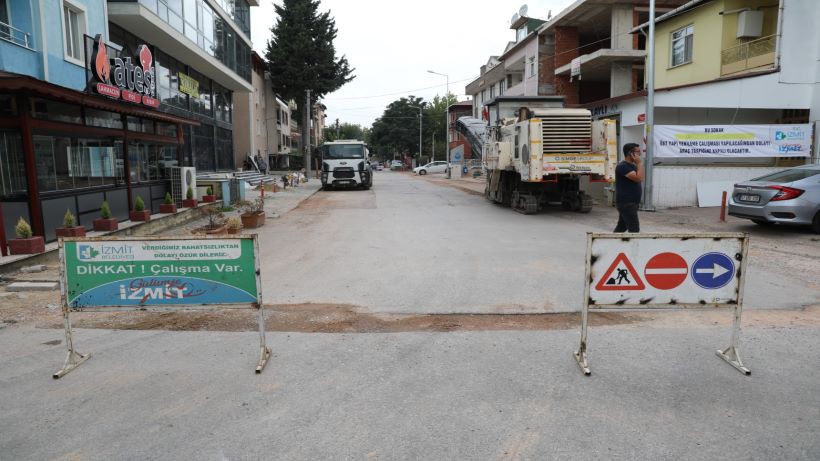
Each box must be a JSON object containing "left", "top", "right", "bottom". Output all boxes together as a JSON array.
[{"left": 695, "top": 263, "right": 730, "bottom": 278}]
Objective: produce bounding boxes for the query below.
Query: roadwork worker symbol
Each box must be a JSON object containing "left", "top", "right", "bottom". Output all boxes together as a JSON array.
[{"left": 595, "top": 253, "right": 645, "bottom": 291}]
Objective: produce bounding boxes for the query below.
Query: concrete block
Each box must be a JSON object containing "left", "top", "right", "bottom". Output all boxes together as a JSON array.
[
  {"left": 19, "top": 265, "right": 48, "bottom": 273},
  {"left": 6, "top": 282, "right": 59, "bottom": 292}
]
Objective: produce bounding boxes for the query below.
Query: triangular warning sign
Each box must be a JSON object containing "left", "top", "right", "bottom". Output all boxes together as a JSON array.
[{"left": 595, "top": 253, "right": 646, "bottom": 291}]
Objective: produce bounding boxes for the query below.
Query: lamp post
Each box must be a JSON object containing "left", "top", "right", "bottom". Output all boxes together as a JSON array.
[{"left": 427, "top": 70, "right": 449, "bottom": 168}]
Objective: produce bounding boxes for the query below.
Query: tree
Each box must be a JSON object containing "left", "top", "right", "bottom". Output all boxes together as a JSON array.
[
  {"left": 265, "top": 0, "right": 355, "bottom": 170},
  {"left": 424, "top": 93, "right": 458, "bottom": 161},
  {"left": 324, "top": 121, "right": 369, "bottom": 142},
  {"left": 370, "top": 96, "right": 426, "bottom": 160}
]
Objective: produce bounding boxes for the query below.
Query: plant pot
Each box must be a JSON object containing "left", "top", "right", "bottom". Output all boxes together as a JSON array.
[
  {"left": 129, "top": 210, "right": 151, "bottom": 222},
  {"left": 93, "top": 218, "right": 118, "bottom": 232},
  {"left": 202, "top": 195, "right": 216, "bottom": 203},
  {"left": 227, "top": 227, "right": 241, "bottom": 235},
  {"left": 55, "top": 226, "right": 87, "bottom": 238},
  {"left": 159, "top": 203, "right": 177, "bottom": 214},
  {"left": 182, "top": 199, "right": 198, "bottom": 208},
  {"left": 205, "top": 224, "right": 228, "bottom": 235},
  {"left": 240, "top": 212, "right": 266, "bottom": 229},
  {"left": 9, "top": 236, "right": 45, "bottom": 255}
]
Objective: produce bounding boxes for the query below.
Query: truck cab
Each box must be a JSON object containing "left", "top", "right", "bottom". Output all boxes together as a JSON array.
[{"left": 319, "top": 140, "right": 373, "bottom": 190}]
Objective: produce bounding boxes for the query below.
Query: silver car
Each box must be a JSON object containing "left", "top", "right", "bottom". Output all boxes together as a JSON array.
[{"left": 728, "top": 164, "right": 820, "bottom": 233}]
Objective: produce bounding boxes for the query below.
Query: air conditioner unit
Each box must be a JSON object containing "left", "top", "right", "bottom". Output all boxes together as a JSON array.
[
  {"left": 737, "top": 10, "right": 763, "bottom": 38},
  {"left": 171, "top": 167, "right": 196, "bottom": 203}
]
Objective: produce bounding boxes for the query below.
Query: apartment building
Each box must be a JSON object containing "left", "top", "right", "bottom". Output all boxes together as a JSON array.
[{"left": 0, "top": 0, "right": 257, "bottom": 248}]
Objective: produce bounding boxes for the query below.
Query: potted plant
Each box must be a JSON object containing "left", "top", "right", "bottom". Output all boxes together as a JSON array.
[
  {"left": 129, "top": 196, "right": 151, "bottom": 222},
  {"left": 203, "top": 207, "right": 227, "bottom": 235},
  {"left": 159, "top": 192, "right": 177, "bottom": 214},
  {"left": 182, "top": 186, "right": 198, "bottom": 208},
  {"left": 239, "top": 197, "right": 266, "bottom": 229},
  {"left": 55, "top": 209, "right": 86, "bottom": 238},
  {"left": 202, "top": 185, "right": 216, "bottom": 203},
  {"left": 226, "top": 216, "right": 242, "bottom": 235},
  {"left": 93, "top": 201, "right": 118, "bottom": 231},
  {"left": 9, "top": 217, "right": 45, "bottom": 255}
]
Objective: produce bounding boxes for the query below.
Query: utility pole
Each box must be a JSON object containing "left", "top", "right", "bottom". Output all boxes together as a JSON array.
[
  {"left": 304, "top": 89, "right": 312, "bottom": 177},
  {"left": 432, "top": 134, "right": 435, "bottom": 163},
  {"left": 642, "top": 0, "right": 657, "bottom": 211},
  {"left": 335, "top": 118, "right": 340, "bottom": 139}
]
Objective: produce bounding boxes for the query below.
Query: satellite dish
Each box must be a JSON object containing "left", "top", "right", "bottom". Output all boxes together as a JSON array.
[
  {"left": 510, "top": 13, "right": 519, "bottom": 24},
  {"left": 519, "top": 4, "right": 528, "bottom": 17}
]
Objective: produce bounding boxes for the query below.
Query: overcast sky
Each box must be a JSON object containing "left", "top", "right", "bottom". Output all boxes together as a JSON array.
[{"left": 250, "top": 0, "right": 575, "bottom": 128}]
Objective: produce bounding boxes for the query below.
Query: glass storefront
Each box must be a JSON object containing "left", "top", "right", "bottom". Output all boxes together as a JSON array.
[
  {"left": 33, "top": 135, "right": 125, "bottom": 192},
  {"left": 109, "top": 23, "right": 235, "bottom": 172}
]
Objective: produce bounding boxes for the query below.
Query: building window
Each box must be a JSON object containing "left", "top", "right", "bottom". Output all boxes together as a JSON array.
[
  {"left": 671, "top": 25, "right": 694, "bottom": 67},
  {"left": 0, "top": 130, "right": 25, "bottom": 197},
  {"left": 529, "top": 57, "right": 535, "bottom": 77},
  {"left": 34, "top": 135, "right": 124, "bottom": 191},
  {"left": 62, "top": 1, "right": 86, "bottom": 64}
]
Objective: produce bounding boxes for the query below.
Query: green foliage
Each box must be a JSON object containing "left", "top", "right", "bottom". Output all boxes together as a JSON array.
[
  {"left": 15, "top": 217, "right": 32, "bottom": 239},
  {"left": 100, "top": 201, "right": 112, "bottom": 219},
  {"left": 324, "top": 122, "right": 369, "bottom": 142},
  {"left": 219, "top": 205, "right": 235, "bottom": 212},
  {"left": 370, "top": 96, "right": 426, "bottom": 158},
  {"left": 206, "top": 185, "right": 213, "bottom": 195},
  {"left": 164, "top": 192, "right": 173, "bottom": 204},
  {"left": 186, "top": 186, "right": 194, "bottom": 200},
  {"left": 134, "top": 196, "right": 145, "bottom": 212},
  {"left": 63, "top": 209, "right": 76, "bottom": 228},
  {"left": 265, "top": 0, "right": 355, "bottom": 125}
]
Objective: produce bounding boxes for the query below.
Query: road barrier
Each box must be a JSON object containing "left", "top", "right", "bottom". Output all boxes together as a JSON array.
[
  {"left": 575, "top": 232, "right": 751, "bottom": 376},
  {"left": 54, "top": 236, "right": 270, "bottom": 378}
]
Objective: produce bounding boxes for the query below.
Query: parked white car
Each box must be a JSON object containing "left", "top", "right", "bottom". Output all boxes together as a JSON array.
[{"left": 413, "top": 161, "right": 450, "bottom": 175}]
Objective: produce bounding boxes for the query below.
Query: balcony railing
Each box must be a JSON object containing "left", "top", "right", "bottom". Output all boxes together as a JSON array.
[
  {"left": 0, "top": 21, "right": 33, "bottom": 50},
  {"left": 721, "top": 34, "right": 776, "bottom": 76}
]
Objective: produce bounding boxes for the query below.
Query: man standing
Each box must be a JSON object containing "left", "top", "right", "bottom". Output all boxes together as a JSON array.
[{"left": 614, "top": 143, "right": 644, "bottom": 233}]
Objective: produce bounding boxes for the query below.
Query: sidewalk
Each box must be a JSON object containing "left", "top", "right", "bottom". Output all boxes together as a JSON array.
[{"left": 0, "top": 179, "right": 321, "bottom": 273}]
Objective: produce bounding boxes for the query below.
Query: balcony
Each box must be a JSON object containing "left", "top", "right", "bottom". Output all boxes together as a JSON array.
[
  {"left": 0, "top": 21, "right": 33, "bottom": 50},
  {"left": 721, "top": 35, "right": 776, "bottom": 76}
]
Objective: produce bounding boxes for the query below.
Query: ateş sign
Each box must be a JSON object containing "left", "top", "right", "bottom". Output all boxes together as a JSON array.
[
  {"left": 89, "top": 34, "right": 159, "bottom": 109},
  {"left": 63, "top": 238, "right": 259, "bottom": 308},
  {"left": 588, "top": 234, "right": 748, "bottom": 307}
]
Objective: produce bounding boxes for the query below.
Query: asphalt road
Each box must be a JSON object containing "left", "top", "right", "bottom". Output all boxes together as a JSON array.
[
  {"left": 258, "top": 171, "right": 820, "bottom": 313},
  {"left": 1, "top": 324, "right": 818, "bottom": 460}
]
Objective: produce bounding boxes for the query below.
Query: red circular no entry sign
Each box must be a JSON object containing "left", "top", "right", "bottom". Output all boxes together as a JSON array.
[{"left": 644, "top": 252, "right": 689, "bottom": 290}]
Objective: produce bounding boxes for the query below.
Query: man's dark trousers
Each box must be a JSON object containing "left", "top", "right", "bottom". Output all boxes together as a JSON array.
[{"left": 614, "top": 202, "right": 640, "bottom": 232}]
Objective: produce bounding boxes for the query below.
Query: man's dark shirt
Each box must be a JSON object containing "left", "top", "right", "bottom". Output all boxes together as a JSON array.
[{"left": 615, "top": 161, "right": 642, "bottom": 204}]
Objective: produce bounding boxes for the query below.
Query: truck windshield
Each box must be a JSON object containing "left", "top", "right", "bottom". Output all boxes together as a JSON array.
[{"left": 323, "top": 144, "right": 364, "bottom": 159}]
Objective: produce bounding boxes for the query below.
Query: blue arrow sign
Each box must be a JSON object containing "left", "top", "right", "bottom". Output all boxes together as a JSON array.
[{"left": 692, "top": 252, "right": 735, "bottom": 289}]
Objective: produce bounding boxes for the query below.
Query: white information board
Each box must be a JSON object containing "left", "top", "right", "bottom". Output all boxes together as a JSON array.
[
  {"left": 654, "top": 124, "right": 812, "bottom": 158},
  {"left": 589, "top": 234, "right": 746, "bottom": 307}
]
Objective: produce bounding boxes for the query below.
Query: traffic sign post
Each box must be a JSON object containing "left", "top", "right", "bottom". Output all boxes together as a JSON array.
[{"left": 575, "top": 232, "right": 751, "bottom": 376}]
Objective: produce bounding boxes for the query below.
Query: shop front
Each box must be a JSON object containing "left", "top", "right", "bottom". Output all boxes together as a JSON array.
[{"left": 0, "top": 74, "right": 198, "bottom": 253}]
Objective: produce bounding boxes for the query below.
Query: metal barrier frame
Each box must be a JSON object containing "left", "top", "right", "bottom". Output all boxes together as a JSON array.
[
  {"left": 54, "top": 235, "right": 270, "bottom": 378},
  {"left": 574, "top": 232, "right": 751, "bottom": 376}
]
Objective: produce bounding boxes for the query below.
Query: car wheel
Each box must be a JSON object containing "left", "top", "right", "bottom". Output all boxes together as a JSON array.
[
  {"left": 811, "top": 212, "right": 820, "bottom": 234},
  {"left": 419, "top": 170, "right": 427, "bottom": 175},
  {"left": 752, "top": 219, "right": 773, "bottom": 226}
]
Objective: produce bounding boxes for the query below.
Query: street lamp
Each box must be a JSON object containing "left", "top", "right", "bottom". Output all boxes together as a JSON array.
[{"left": 427, "top": 70, "right": 449, "bottom": 169}]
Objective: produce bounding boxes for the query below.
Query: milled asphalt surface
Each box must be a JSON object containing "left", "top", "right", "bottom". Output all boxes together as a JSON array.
[
  {"left": 1, "top": 325, "right": 818, "bottom": 460},
  {"left": 258, "top": 171, "right": 820, "bottom": 314}
]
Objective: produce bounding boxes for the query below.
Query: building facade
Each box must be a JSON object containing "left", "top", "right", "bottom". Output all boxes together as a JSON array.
[{"left": 0, "top": 0, "right": 258, "bottom": 250}]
